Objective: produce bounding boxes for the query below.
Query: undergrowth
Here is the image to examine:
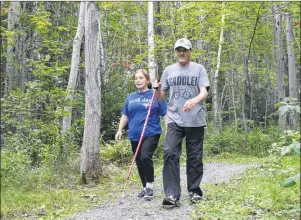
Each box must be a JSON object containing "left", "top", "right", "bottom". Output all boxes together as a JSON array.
[{"left": 1, "top": 124, "right": 299, "bottom": 219}]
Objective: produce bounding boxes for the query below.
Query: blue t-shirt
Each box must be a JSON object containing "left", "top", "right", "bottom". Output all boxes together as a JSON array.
[{"left": 121, "top": 89, "right": 167, "bottom": 142}]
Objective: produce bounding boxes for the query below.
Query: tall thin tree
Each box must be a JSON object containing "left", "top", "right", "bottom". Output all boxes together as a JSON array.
[
  {"left": 212, "top": 2, "right": 225, "bottom": 132},
  {"left": 80, "top": 2, "right": 101, "bottom": 183},
  {"left": 274, "top": 4, "right": 286, "bottom": 130},
  {"left": 148, "top": 1, "right": 156, "bottom": 81},
  {"left": 62, "top": 2, "right": 86, "bottom": 133},
  {"left": 6, "top": 2, "right": 21, "bottom": 93},
  {"left": 285, "top": 5, "right": 298, "bottom": 130}
]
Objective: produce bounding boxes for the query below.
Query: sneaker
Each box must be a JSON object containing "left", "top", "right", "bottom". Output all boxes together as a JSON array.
[
  {"left": 162, "top": 196, "right": 180, "bottom": 207},
  {"left": 144, "top": 187, "right": 153, "bottom": 200},
  {"left": 189, "top": 192, "right": 202, "bottom": 203},
  {"left": 137, "top": 189, "right": 145, "bottom": 198}
]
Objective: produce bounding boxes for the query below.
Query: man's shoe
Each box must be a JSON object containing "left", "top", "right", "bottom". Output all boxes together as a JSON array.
[
  {"left": 189, "top": 192, "right": 202, "bottom": 203},
  {"left": 137, "top": 189, "right": 145, "bottom": 198},
  {"left": 144, "top": 187, "right": 153, "bottom": 200},
  {"left": 162, "top": 196, "right": 180, "bottom": 207}
]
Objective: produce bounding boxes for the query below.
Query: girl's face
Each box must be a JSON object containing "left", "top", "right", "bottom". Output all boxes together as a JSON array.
[{"left": 135, "top": 71, "right": 149, "bottom": 92}]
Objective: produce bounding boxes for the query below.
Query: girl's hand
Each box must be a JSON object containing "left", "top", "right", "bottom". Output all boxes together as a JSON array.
[
  {"left": 115, "top": 130, "right": 122, "bottom": 141},
  {"left": 152, "top": 80, "right": 161, "bottom": 90}
]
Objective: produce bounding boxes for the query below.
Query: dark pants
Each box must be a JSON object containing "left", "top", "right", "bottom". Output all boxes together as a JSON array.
[
  {"left": 163, "top": 123, "right": 204, "bottom": 198},
  {"left": 131, "top": 135, "right": 160, "bottom": 188}
]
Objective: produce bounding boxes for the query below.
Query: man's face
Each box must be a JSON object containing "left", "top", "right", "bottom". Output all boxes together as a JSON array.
[{"left": 175, "top": 47, "right": 191, "bottom": 66}]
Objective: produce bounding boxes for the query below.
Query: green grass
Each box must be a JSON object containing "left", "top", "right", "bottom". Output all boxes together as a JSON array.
[
  {"left": 2, "top": 181, "right": 122, "bottom": 219},
  {"left": 191, "top": 155, "right": 300, "bottom": 220},
  {"left": 1, "top": 154, "right": 299, "bottom": 220},
  {"left": 1, "top": 162, "right": 137, "bottom": 220},
  {"left": 203, "top": 152, "right": 268, "bottom": 164}
]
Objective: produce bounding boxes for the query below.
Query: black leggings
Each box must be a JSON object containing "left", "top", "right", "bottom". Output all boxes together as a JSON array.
[{"left": 131, "top": 135, "right": 160, "bottom": 188}]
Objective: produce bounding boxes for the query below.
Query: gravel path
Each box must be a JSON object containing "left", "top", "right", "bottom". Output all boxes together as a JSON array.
[{"left": 67, "top": 162, "right": 259, "bottom": 220}]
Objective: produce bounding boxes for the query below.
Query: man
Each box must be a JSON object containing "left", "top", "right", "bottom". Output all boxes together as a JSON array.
[{"left": 156, "top": 38, "right": 210, "bottom": 206}]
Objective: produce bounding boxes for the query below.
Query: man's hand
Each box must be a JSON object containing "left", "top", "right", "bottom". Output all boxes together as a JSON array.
[
  {"left": 183, "top": 87, "right": 208, "bottom": 112},
  {"left": 183, "top": 98, "right": 198, "bottom": 112}
]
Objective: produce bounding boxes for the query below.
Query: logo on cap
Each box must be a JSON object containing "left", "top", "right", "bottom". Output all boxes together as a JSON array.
[{"left": 174, "top": 38, "right": 192, "bottom": 50}]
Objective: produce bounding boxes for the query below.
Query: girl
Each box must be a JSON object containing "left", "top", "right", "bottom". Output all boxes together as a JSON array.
[{"left": 115, "top": 69, "right": 167, "bottom": 200}]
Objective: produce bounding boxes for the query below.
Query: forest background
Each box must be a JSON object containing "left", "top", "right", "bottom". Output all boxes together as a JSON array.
[{"left": 1, "top": 1, "right": 300, "bottom": 219}]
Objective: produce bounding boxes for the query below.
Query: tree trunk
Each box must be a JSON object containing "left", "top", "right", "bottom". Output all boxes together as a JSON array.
[
  {"left": 274, "top": 5, "right": 285, "bottom": 101},
  {"left": 6, "top": 2, "right": 21, "bottom": 92},
  {"left": 264, "top": 53, "right": 271, "bottom": 132},
  {"left": 212, "top": 4, "right": 225, "bottom": 133},
  {"left": 241, "top": 39, "right": 249, "bottom": 146},
  {"left": 285, "top": 7, "right": 299, "bottom": 130},
  {"left": 99, "top": 8, "right": 107, "bottom": 84},
  {"left": 242, "top": 40, "right": 251, "bottom": 120},
  {"left": 285, "top": 11, "right": 298, "bottom": 100},
  {"left": 62, "top": 1, "right": 86, "bottom": 133},
  {"left": 80, "top": 2, "right": 101, "bottom": 183},
  {"left": 18, "top": 4, "right": 27, "bottom": 92},
  {"left": 155, "top": 2, "right": 163, "bottom": 78},
  {"left": 230, "top": 69, "right": 237, "bottom": 125},
  {"left": 148, "top": 2, "right": 156, "bottom": 81},
  {"left": 274, "top": 4, "right": 286, "bottom": 130}
]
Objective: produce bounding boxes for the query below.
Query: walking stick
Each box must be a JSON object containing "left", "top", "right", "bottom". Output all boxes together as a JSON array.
[{"left": 122, "top": 88, "right": 157, "bottom": 197}]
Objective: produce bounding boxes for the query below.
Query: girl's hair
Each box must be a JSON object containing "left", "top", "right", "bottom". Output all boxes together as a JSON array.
[{"left": 134, "top": 69, "right": 152, "bottom": 89}]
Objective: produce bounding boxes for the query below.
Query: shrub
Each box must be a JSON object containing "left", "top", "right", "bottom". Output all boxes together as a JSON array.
[
  {"left": 1, "top": 149, "right": 31, "bottom": 188},
  {"left": 204, "top": 121, "right": 281, "bottom": 156},
  {"left": 100, "top": 138, "right": 132, "bottom": 163}
]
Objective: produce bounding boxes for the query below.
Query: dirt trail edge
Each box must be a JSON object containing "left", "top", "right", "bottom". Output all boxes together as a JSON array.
[{"left": 67, "top": 162, "right": 259, "bottom": 220}]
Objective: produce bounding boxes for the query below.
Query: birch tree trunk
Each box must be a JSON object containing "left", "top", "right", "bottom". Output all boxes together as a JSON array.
[
  {"left": 242, "top": 39, "right": 251, "bottom": 120},
  {"left": 241, "top": 39, "right": 249, "bottom": 145},
  {"left": 274, "top": 4, "right": 286, "bottom": 130},
  {"left": 264, "top": 53, "right": 271, "bottom": 132},
  {"left": 80, "top": 2, "right": 101, "bottom": 183},
  {"left": 62, "top": 2, "right": 86, "bottom": 133},
  {"left": 99, "top": 9, "right": 107, "bottom": 84},
  {"left": 18, "top": 4, "right": 27, "bottom": 91},
  {"left": 230, "top": 69, "right": 237, "bottom": 124},
  {"left": 212, "top": 3, "right": 225, "bottom": 132},
  {"left": 285, "top": 11, "right": 298, "bottom": 100},
  {"left": 148, "top": 2, "right": 156, "bottom": 81},
  {"left": 6, "top": 2, "right": 21, "bottom": 92},
  {"left": 285, "top": 8, "right": 298, "bottom": 130},
  {"left": 274, "top": 5, "right": 285, "bottom": 101},
  {"left": 155, "top": 2, "right": 163, "bottom": 78}
]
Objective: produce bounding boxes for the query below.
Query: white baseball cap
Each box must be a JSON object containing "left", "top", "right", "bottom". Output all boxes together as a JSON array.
[{"left": 174, "top": 38, "right": 192, "bottom": 50}]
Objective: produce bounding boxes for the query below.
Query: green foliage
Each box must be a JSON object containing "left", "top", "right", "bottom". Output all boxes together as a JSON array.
[
  {"left": 271, "top": 131, "right": 300, "bottom": 190},
  {"left": 1, "top": 149, "right": 31, "bottom": 188},
  {"left": 1, "top": 175, "right": 124, "bottom": 219},
  {"left": 278, "top": 101, "right": 300, "bottom": 116},
  {"left": 29, "top": 11, "right": 52, "bottom": 35},
  {"left": 193, "top": 155, "right": 300, "bottom": 219},
  {"left": 269, "top": 130, "right": 300, "bottom": 155},
  {"left": 100, "top": 138, "right": 132, "bottom": 163},
  {"left": 100, "top": 67, "right": 134, "bottom": 140},
  {"left": 247, "top": 126, "right": 280, "bottom": 156},
  {"left": 1, "top": 2, "right": 83, "bottom": 193},
  {"left": 282, "top": 173, "right": 300, "bottom": 188},
  {"left": 1, "top": 1, "right": 300, "bottom": 218},
  {"left": 264, "top": 130, "right": 300, "bottom": 213},
  {"left": 280, "top": 139, "right": 300, "bottom": 157},
  {"left": 204, "top": 122, "right": 281, "bottom": 156}
]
